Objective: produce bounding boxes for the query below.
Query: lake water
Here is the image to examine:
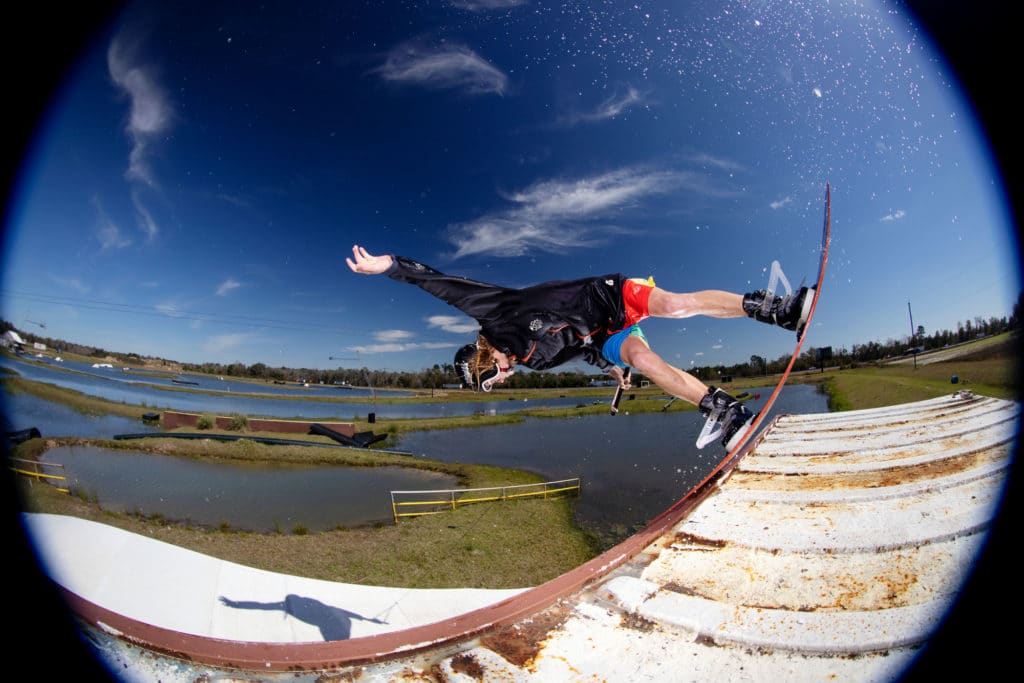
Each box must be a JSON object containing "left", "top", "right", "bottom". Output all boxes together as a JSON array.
[
  {"left": 5, "top": 374, "right": 829, "bottom": 544},
  {"left": 39, "top": 445, "right": 457, "bottom": 531},
  {"left": 394, "top": 384, "right": 831, "bottom": 544},
  {"left": 2, "top": 355, "right": 413, "bottom": 398},
  {"left": 2, "top": 390, "right": 162, "bottom": 439},
  {"left": 1, "top": 355, "right": 594, "bottom": 419}
]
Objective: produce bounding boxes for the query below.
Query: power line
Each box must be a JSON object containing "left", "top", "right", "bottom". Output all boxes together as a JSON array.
[{"left": 0, "top": 288, "right": 367, "bottom": 337}]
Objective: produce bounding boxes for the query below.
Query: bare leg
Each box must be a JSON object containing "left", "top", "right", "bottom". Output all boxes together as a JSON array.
[
  {"left": 648, "top": 287, "right": 744, "bottom": 319},
  {"left": 619, "top": 335, "right": 708, "bottom": 405}
]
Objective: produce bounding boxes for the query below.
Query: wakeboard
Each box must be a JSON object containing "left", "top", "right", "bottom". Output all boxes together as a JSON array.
[{"left": 696, "top": 182, "right": 832, "bottom": 456}]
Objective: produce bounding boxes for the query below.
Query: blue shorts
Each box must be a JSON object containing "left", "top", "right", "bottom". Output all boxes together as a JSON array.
[{"left": 602, "top": 324, "right": 648, "bottom": 367}]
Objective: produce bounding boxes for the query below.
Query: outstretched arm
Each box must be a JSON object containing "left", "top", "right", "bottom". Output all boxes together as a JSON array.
[
  {"left": 348, "top": 249, "right": 508, "bottom": 322},
  {"left": 346, "top": 245, "right": 393, "bottom": 274}
]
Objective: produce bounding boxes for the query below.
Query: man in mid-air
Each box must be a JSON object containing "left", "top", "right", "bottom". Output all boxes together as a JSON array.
[{"left": 347, "top": 245, "right": 812, "bottom": 451}]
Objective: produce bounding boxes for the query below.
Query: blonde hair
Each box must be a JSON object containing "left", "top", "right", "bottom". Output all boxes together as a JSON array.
[{"left": 474, "top": 333, "right": 497, "bottom": 383}]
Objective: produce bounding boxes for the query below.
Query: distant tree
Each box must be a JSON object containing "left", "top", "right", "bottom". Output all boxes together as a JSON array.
[{"left": 11, "top": 294, "right": 1017, "bottom": 389}]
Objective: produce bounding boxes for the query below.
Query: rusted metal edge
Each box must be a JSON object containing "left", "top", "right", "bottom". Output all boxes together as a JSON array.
[
  {"left": 58, "top": 422, "right": 770, "bottom": 673},
  {"left": 769, "top": 394, "right": 1004, "bottom": 429}
]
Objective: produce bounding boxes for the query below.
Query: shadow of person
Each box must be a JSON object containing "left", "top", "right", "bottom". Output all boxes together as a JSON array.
[{"left": 219, "top": 594, "right": 387, "bottom": 641}]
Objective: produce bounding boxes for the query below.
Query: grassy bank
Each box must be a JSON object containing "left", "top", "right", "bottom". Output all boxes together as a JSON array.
[
  {"left": 20, "top": 475, "right": 593, "bottom": 590},
  {"left": 8, "top": 333, "right": 1018, "bottom": 588},
  {"left": 784, "top": 333, "right": 1019, "bottom": 410},
  {"left": 809, "top": 358, "right": 1017, "bottom": 412},
  {"left": 2, "top": 371, "right": 157, "bottom": 420},
  {"left": 14, "top": 435, "right": 597, "bottom": 589},
  {"left": 0, "top": 368, "right": 696, "bottom": 444}
]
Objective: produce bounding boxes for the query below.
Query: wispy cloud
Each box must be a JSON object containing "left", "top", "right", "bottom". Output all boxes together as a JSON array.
[
  {"left": 202, "top": 333, "right": 250, "bottom": 354},
  {"left": 449, "top": 0, "right": 527, "bottom": 10},
  {"left": 48, "top": 275, "right": 89, "bottom": 294},
  {"left": 132, "top": 190, "right": 159, "bottom": 241},
  {"left": 108, "top": 32, "right": 173, "bottom": 187},
  {"left": 216, "top": 278, "right": 241, "bottom": 296},
  {"left": 350, "top": 341, "right": 457, "bottom": 354},
  {"left": 427, "top": 315, "right": 479, "bottom": 334},
  {"left": 375, "top": 329, "right": 414, "bottom": 342},
  {"left": 108, "top": 29, "right": 173, "bottom": 243},
  {"left": 881, "top": 209, "right": 906, "bottom": 221},
  {"left": 93, "top": 197, "right": 131, "bottom": 251},
  {"left": 155, "top": 301, "right": 184, "bottom": 317},
  {"left": 447, "top": 167, "right": 687, "bottom": 258},
  {"left": 564, "top": 85, "right": 646, "bottom": 125},
  {"left": 376, "top": 40, "right": 508, "bottom": 96},
  {"left": 217, "top": 193, "right": 253, "bottom": 209},
  {"left": 688, "top": 153, "right": 746, "bottom": 173},
  {"left": 770, "top": 196, "right": 792, "bottom": 210},
  {"left": 351, "top": 326, "right": 472, "bottom": 354}
]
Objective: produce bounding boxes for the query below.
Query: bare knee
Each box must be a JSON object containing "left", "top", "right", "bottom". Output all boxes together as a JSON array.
[{"left": 620, "top": 338, "right": 662, "bottom": 374}]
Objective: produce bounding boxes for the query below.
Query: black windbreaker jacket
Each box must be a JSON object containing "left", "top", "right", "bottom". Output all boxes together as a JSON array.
[{"left": 386, "top": 256, "right": 629, "bottom": 371}]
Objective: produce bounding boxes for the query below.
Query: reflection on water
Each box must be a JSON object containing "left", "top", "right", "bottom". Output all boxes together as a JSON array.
[
  {"left": 2, "top": 355, "right": 413, "bottom": 398},
  {"left": 1, "top": 390, "right": 161, "bottom": 439},
  {"left": 395, "top": 384, "right": 830, "bottom": 545},
  {"left": 1, "top": 355, "right": 592, "bottom": 419},
  {"left": 6, "top": 375, "right": 829, "bottom": 545},
  {"left": 41, "top": 445, "right": 457, "bottom": 531}
]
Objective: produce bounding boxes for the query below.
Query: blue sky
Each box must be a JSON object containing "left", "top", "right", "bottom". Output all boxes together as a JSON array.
[{"left": 2, "top": 0, "right": 1019, "bottom": 374}]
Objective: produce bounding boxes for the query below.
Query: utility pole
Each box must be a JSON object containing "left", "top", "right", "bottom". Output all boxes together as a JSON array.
[{"left": 908, "top": 301, "right": 917, "bottom": 369}]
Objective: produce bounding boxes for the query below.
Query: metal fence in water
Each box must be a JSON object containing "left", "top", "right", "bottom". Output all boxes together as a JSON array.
[
  {"left": 9, "top": 457, "right": 69, "bottom": 494},
  {"left": 390, "top": 477, "right": 581, "bottom": 522}
]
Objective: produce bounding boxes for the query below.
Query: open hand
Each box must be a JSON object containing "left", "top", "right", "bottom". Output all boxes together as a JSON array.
[{"left": 346, "top": 245, "right": 393, "bottom": 275}]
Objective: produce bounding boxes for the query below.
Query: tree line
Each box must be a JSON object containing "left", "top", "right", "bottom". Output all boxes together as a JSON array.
[{"left": 3, "top": 296, "right": 1019, "bottom": 390}]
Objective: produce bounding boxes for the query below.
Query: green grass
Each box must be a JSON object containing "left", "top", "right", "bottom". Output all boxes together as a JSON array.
[
  {"left": 13, "top": 433, "right": 597, "bottom": 588},
  {"left": 785, "top": 334, "right": 1019, "bottom": 411},
  {"left": 17, "top": 463, "right": 595, "bottom": 589},
  {"left": 814, "top": 361, "right": 1015, "bottom": 411},
  {"left": 7, "top": 333, "right": 1018, "bottom": 588}
]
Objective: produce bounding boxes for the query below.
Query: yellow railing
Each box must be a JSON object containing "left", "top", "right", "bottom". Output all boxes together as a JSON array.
[
  {"left": 391, "top": 477, "right": 581, "bottom": 522},
  {"left": 8, "top": 457, "right": 69, "bottom": 494}
]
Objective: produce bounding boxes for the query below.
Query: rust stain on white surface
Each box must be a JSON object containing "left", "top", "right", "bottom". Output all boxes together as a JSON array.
[{"left": 41, "top": 392, "right": 1018, "bottom": 681}]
